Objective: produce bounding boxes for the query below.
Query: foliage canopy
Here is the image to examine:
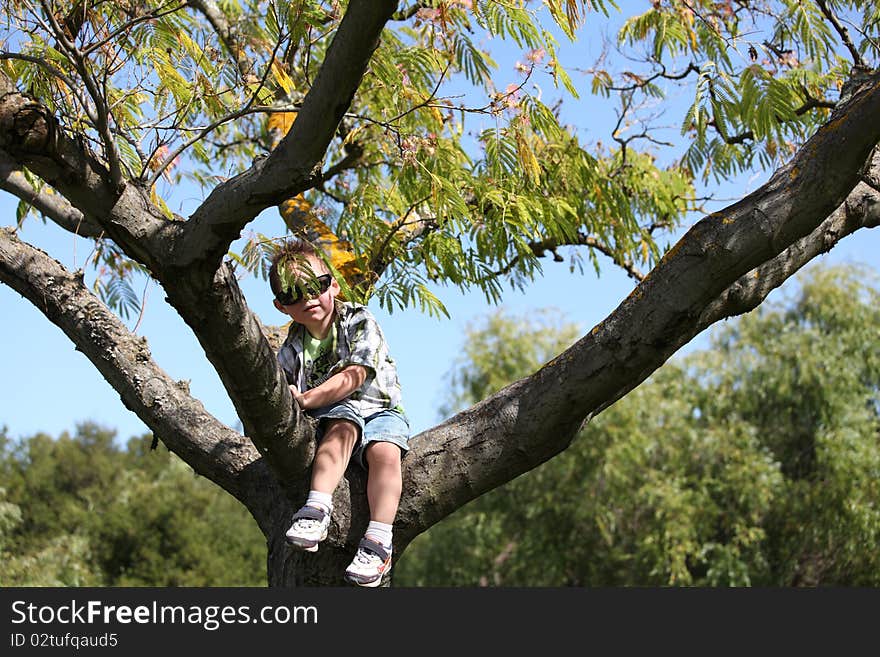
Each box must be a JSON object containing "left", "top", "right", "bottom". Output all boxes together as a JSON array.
[
  {"left": 398, "top": 265, "right": 880, "bottom": 586},
  {"left": 4, "top": 1, "right": 878, "bottom": 315},
  {"left": 0, "top": 424, "right": 265, "bottom": 586}
]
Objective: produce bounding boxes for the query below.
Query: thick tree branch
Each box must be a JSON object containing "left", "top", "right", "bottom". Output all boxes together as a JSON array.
[
  {"left": 0, "top": 227, "right": 279, "bottom": 520},
  {"left": 0, "top": 73, "right": 170, "bottom": 267},
  {"left": 0, "top": 150, "right": 103, "bottom": 237},
  {"left": 695, "top": 180, "right": 880, "bottom": 330},
  {"left": 175, "top": 0, "right": 400, "bottom": 271},
  {"left": 392, "top": 71, "right": 880, "bottom": 548},
  {"left": 160, "top": 262, "right": 316, "bottom": 494},
  {"left": 0, "top": 68, "right": 322, "bottom": 498}
]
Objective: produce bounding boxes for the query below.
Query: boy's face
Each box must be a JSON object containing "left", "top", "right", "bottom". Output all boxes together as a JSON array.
[{"left": 273, "top": 254, "right": 340, "bottom": 332}]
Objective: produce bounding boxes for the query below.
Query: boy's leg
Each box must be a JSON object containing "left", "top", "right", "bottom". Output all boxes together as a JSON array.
[
  {"left": 345, "top": 410, "right": 409, "bottom": 586},
  {"left": 345, "top": 408, "right": 409, "bottom": 586},
  {"left": 364, "top": 441, "right": 403, "bottom": 525},
  {"left": 286, "top": 418, "right": 359, "bottom": 551},
  {"left": 344, "top": 442, "right": 402, "bottom": 587},
  {"left": 353, "top": 408, "right": 410, "bottom": 526},
  {"left": 310, "top": 418, "right": 360, "bottom": 494}
]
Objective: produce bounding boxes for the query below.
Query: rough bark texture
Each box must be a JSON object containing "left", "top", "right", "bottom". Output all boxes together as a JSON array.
[{"left": 1, "top": 1, "right": 879, "bottom": 585}]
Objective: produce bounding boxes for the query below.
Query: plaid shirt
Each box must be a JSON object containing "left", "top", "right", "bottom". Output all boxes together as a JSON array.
[{"left": 277, "top": 301, "right": 403, "bottom": 416}]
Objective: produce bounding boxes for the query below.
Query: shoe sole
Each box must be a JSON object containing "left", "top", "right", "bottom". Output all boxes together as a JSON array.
[
  {"left": 344, "top": 561, "right": 391, "bottom": 587},
  {"left": 344, "top": 572, "right": 385, "bottom": 587},
  {"left": 286, "top": 527, "right": 328, "bottom": 552}
]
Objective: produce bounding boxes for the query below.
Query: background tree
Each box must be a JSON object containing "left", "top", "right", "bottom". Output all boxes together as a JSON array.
[
  {"left": 0, "top": 1, "right": 879, "bottom": 585},
  {"left": 398, "top": 264, "right": 880, "bottom": 586},
  {"left": 0, "top": 423, "right": 265, "bottom": 586}
]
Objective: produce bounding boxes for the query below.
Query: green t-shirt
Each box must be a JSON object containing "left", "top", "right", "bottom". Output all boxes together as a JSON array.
[{"left": 302, "top": 325, "right": 339, "bottom": 390}]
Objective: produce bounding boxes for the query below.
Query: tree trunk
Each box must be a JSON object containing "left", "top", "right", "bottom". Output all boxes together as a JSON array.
[{"left": 263, "top": 467, "right": 396, "bottom": 587}]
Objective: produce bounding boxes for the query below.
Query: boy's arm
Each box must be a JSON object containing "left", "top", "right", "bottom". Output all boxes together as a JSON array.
[{"left": 291, "top": 364, "right": 367, "bottom": 410}]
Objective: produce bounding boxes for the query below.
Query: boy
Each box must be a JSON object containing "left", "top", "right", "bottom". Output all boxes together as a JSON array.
[{"left": 270, "top": 239, "right": 410, "bottom": 587}]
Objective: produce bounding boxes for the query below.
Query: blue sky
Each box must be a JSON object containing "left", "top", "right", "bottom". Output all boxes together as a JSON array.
[
  {"left": 2, "top": 4, "right": 879, "bottom": 444},
  {"left": 2, "top": 195, "right": 877, "bottom": 443}
]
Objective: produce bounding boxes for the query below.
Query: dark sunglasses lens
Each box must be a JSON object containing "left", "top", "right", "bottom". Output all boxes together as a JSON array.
[
  {"left": 277, "top": 289, "right": 298, "bottom": 305},
  {"left": 277, "top": 275, "right": 330, "bottom": 305},
  {"left": 303, "top": 275, "right": 331, "bottom": 295}
]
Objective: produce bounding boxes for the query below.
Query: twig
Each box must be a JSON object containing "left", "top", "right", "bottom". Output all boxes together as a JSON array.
[
  {"left": 492, "top": 233, "right": 646, "bottom": 282},
  {"left": 132, "top": 277, "right": 151, "bottom": 335},
  {"left": 815, "top": 0, "right": 867, "bottom": 68},
  {"left": 37, "top": 0, "right": 125, "bottom": 189},
  {"left": 605, "top": 62, "right": 701, "bottom": 92},
  {"left": 391, "top": 3, "right": 429, "bottom": 21},
  {"left": 81, "top": 1, "right": 187, "bottom": 57}
]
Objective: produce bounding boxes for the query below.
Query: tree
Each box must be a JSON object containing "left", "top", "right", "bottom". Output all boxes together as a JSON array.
[
  {"left": 0, "top": 424, "right": 265, "bottom": 586},
  {"left": 398, "top": 265, "right": 880, "bottom": 585},
  {"left": 0, "top": 1, "right": 879, "bottom": 585}
]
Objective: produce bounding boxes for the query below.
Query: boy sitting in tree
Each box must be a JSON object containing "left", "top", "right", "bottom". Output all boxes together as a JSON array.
[{"left": 270, "top": 240, "right": 410, "bottom": 587}]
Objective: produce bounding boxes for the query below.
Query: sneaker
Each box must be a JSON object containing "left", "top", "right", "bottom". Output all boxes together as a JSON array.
[
  {"left": 285, "top": 505, "right": 331, "bottom": 552},
  {"left": 344, "top": 537, "right": 392, "bottom": 587}
]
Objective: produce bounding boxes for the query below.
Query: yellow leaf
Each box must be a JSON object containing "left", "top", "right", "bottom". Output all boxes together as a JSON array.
[
  {"left": 279, "top": 196, "right": 362, "bottom": 291},
  {"left": 267, "top": 111, "right": 297, "bottom": 137},
  {"left": 343, "top": 124, "right": 365, "bottom": 145},
  {"left": 515, "top": 131, "right": 541, "bottom": 184},
  {"left": 280, "top": 194, "right": 311, "bottom": 221},
  {"left": 150, "top": 186, "right": 174, "bottom": 220},
  {"left": 271, "top": 60, "right": 296, "bottom": 95},
  {"left": 565, "top": 0, "right": 582, "bottom": 32},
  {"left": 1, "top": 58, "right": 17, "bottom": 81}
]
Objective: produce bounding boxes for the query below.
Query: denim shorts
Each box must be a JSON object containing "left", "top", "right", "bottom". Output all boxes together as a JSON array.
[{"left": 308, "top": 401, "right": 410, "bottom": 469}]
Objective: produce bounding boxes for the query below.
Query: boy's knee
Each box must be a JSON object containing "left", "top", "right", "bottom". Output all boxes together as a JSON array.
[
  {"left": 365, "top": 441, "right": 402, "bottom": 468},
  {"left": 317, "top": 419, "right": 360, "bottom": 457},
  {"left": 323, "top": 418, "right": 360, "bottom": 439}
]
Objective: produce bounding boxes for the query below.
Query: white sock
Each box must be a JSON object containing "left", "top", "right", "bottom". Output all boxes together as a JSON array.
[
  {"left": 365, "top": 520, "right": 393, "bottom": 549},
  {"left": 305, "top": 490, "right": 333, "bottom": 515}
]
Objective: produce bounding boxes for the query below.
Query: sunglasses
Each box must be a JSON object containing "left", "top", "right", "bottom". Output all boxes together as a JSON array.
[{"left": 276, "top": 274, "right": 332, "bottom": 306}]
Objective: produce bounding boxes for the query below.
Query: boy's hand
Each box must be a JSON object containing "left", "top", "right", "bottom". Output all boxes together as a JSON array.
[{"left": 289, "top": 385, "right": 307, "bottom": 409}]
